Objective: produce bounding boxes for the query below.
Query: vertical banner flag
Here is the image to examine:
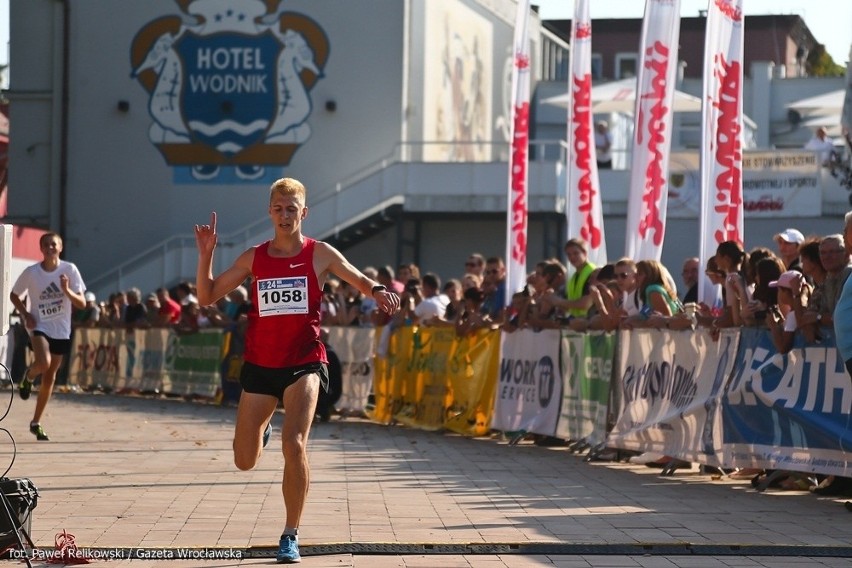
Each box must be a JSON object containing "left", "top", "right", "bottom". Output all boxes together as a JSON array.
[
  {"left": 698, "top": 0, "right": 745, "bottom": 303},
  {"left": 505, "top": 0, "right": 532, "bottom": 307},
  {"left": 624, "top": 0, "right": 682, "bottom": 261},
  {"left": 565, "top": 0, "right": 607, "bottom": 268}
]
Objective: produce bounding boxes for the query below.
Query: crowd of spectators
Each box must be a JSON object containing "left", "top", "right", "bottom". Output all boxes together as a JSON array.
[
  {"left": 71, "top": 280, "right": 252, "bottom": 334},
  {"left": 72, "top": 214, "right": 852, "bottom": 495}
]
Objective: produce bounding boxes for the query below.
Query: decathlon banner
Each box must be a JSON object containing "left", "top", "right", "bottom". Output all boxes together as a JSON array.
[
  {"left": 565, "top": 0, "right": 607, "bottom": 267},
  {"left": 326, "top": 326, "right": 376, "bottom": 414},
  {"left": 623, "top": 0, "right": 681, "bottom": 261},
  {"left": 505, "top": 0, "right": 532, "bottom": 306},
  {"left": 491, "top": 329, "right": 562, "bottom": 435},
  {"left": 721, "top": 328, "right": 852, "bottom": 477},
  {"left": 698, "top": 0, "right": 745, "bottom": 303},
  {"left": 554, "top": 331, "right": 616, "bottom": 446},
  {"left": 444, "top": 328, "right": 501, "bottom": 437},
  {"left": 607, "top": 328, "right": 738, "bottom": 463}
]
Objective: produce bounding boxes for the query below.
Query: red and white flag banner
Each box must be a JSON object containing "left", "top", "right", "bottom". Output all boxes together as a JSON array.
[
  {"left": 565, "top": 0, "right": 607, "bottom": 268},
  {"left": 505, "top": 0, "right": 532, "bottom": 306},
  {"left": 698, "top": 0, "right": 744, "bottom": 303},
  {"left": 624, "top": 0, "right": 682, "bottom": 261}
]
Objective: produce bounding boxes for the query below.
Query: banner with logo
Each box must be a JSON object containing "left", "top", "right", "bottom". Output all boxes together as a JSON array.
[
  {"left": 698, "top": 0, "right": 745, "bottom": 303},
  {"left": 607, "top": 328, "right": 738, "bottom": 464},
  {"left": 505, "top": 0, "right": 532, "bottom": 306},
  {"left": 624, "top": 0, "right": 682, "bottom": 261},
  {"left": 721, "top": 328, "right": 852, "bottom": 477},
  {"left": 564, "top": 0, "right": 607, "bottom": 267},
  {"left": 380, "top": 326, "right": 456, "bottom": 430},
  {"left": 326, "top": 326, "right": 376, "bottom": 414},
  {"left": 161, "top": 329, "right": 225, "bottom": 398},
  {"left": 667, "top": 151, "right": 821, "bottom": 218},
  {"left": 444, "top": 328, "right": 502, "bottom": 437},
  {"left": 69, "top": 327, "right": 127, "bottom": 390},
  {"left": 491, "top": 329, "right": 562, "bottom": 435},
  {"left": 554, "top": 331, "right": 616, "bottom": 446},
  {"left": 120, "top": 328, "right": 170, "bottom": 394}
]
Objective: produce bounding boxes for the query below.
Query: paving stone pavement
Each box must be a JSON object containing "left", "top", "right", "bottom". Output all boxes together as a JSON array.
[{"left": 0, "top": 390, "right": 850, "bottom": 567}]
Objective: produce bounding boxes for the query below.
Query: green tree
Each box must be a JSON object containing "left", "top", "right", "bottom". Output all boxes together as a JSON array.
[{"left": 807, "top": 44, "right": 844, "bottom": 77}]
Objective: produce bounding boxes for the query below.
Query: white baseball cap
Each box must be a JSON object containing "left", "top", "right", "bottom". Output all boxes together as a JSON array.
[{"left": 774, "top": 228, "right": 804, "bottom": 245}]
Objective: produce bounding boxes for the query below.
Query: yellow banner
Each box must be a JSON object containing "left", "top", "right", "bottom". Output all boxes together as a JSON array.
[{"left": 444, "top": 328, "right": 500, "bottom": 436}]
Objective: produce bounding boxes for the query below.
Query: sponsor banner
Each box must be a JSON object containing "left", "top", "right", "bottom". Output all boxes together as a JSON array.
[
  {"left": 668, "top": 151, "right": 821, "bottom": 218},
  {"left": 491, "top": 329, "right": 562, "bottom": 435},
  {"left": 721, "top": 327, "right": 852, "bottom": 477},
  {"left": 391, "top": 327, "right": 455, "bottom": 430},
  {"left": 69, "top": 327, "right": 127, "bottom": 389},
  {"left": 325, "top": 326, "right": 375, "bottom": 414},
  {"left": 162, "top": 329, "right": 225, "bottom": 398},
  {"left": 607, "top": 328, "right": 738, "bottom": 464},
  {"left": 554, "top": 331, "right": 616, "bottom": 446},
  {"left": 444, "top": 328, "right": 501, "bottom": 437},
  {"left": 121, "top": 328, "right": 171, "bottom": 394}
]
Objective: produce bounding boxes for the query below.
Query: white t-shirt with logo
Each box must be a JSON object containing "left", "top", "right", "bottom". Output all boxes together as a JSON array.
[
  {"left": 12, "top": 260, "right": 85, "bottom": 340},
  {"left": 414, "top": 294, "right": 450, "bottom": 321}
]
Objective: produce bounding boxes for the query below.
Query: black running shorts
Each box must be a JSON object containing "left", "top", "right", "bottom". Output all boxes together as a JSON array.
[
  {"left": 32, "top": 331, "right": 72, "bottom": 356},
  {"left": 239, "top": 361, "right": 329, "bottom": 399}
]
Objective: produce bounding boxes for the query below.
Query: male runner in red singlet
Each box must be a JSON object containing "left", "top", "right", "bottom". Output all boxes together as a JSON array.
[{"left": 194, "top": 177, "right": 400, "bottom": 563}]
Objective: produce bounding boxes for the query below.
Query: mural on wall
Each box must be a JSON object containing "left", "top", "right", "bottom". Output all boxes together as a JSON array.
[
  {"left": 423, "top": 1, "right": 493, "bottom": 162},
  {"left": 130, "top": 0, "right": 329, "bottom": 184}
]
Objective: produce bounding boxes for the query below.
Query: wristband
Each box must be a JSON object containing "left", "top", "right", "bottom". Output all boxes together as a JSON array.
[{"left": 371, "top": 285, "right": 387, "bottom": 296}]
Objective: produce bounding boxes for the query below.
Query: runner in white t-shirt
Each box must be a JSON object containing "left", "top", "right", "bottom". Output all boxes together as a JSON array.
[{"left": 9, "top": 232, "right": 86, "bottom": 441}]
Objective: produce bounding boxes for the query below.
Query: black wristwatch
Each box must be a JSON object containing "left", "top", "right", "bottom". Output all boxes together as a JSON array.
[{"left": 371, "top": 285, "right": 387, "bottom": 296}]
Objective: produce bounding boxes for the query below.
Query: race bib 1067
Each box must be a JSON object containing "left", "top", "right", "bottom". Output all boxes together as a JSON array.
[{"left": 256, "top": 277, "right": 309, "bottom": 316}]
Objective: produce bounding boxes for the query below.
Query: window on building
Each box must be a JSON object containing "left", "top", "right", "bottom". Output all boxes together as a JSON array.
[
  {"left": 591, "top": 53, "right": 603, "bottom": 80},
  {"left": 615, "top": 53, "right": 638, "bottom": 79}
]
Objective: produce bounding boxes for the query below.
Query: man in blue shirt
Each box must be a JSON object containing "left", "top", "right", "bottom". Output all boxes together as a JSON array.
[{"left": 834, "top": 211, "right": 852, "bottom": 379}]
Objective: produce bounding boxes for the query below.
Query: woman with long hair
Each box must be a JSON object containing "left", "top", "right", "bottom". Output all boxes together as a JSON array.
[{"left": 715, "top": 240, "right": 750, "bottom": 327}]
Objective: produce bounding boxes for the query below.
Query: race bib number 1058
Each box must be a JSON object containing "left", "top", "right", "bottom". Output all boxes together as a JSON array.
[{"left": 257, "top": 277, "right": 309, "bottom": 316}]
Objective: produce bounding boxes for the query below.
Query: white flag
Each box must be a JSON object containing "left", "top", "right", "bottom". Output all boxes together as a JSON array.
[
  {"left": 565, "top": 0, "right": 607, "bottom": 267},
  {"left": 505, "top": 0, "right": 532, "bottom": 306},
  {"left": 698, "top": 0, "right": 745, "bottom": 304},
  {"left": 624, "top": 0, "right": 682, "bottom": 261}
]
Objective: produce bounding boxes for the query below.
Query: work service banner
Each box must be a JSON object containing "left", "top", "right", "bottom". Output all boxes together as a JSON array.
[
  {"left": 721, "top": 327, "right": 852, "bottom": 477},
  {"left": 554, "top": 330, "right": 616, "bottom": 446},
  {"left": 491, "top": 329, "right": 562, "bottom": 436},
  {"left": 607, "top": 328, "right": 739, "bottom": 463}
]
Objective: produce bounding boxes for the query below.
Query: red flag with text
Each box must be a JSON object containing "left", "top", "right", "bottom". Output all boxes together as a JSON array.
[
  {"left": 698, "top": 0, "right": 744, "bottom": 305},
  {"left": 624, "top": 0, "right": 682, "bottom": 261},
  {"left": 565, "top": 0, "right": 607, "bottom": 267},
  {"left": 505, "top": 0, "right": 532, "bottom": 306}
]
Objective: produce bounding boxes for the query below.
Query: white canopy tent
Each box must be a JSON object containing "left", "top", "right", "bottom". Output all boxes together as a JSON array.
[
  {"left": 542, "top": 77, "right": 703, "bottom": 113},
  {"left": 787, "top": 89, "right": 846, "bottom": 138}
]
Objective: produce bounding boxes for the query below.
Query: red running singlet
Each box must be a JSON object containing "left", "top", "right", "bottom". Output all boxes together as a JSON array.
[{"left": 244, "top": 238, "right": 327, "bottom": 368}]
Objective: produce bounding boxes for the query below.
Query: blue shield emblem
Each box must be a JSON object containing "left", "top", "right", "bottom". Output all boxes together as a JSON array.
[{"left": 176, "top": 31, "right": 281, "bottom": 157}]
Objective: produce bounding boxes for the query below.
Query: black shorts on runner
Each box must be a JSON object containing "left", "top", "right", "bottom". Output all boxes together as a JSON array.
[
  {"left": 239, "top": 361, "right": 329, "bottom": 400},
  {"left": 31, "top": 331, "right": 72, "bottom": 356}
]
